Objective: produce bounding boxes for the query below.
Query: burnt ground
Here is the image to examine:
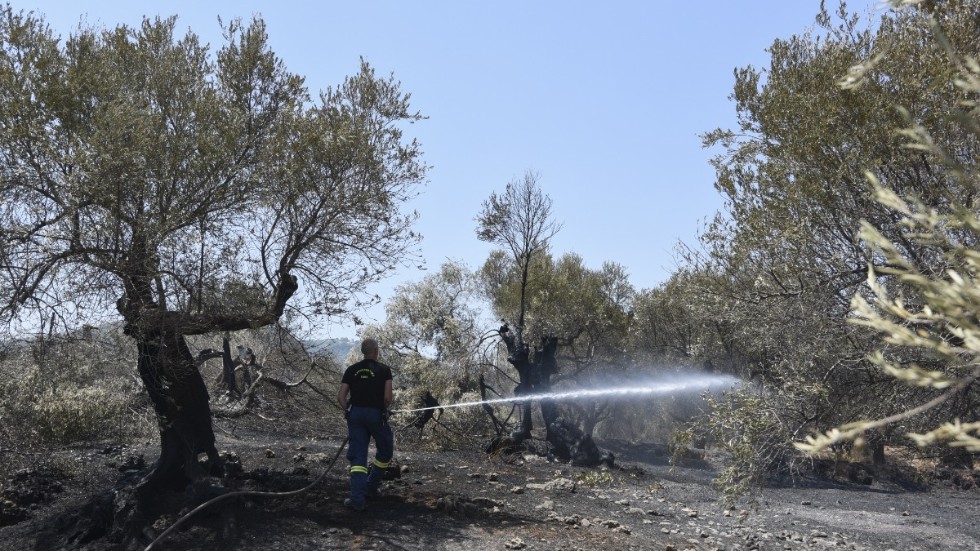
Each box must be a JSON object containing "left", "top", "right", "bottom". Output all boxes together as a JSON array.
[{"left": 1, "top": 421, "right": 979, "bottom": 551}]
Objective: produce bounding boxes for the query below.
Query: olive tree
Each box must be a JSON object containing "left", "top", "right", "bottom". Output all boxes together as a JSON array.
[
  {"left": 479, "top": 250, "right": 636, "bottom": 439},
  {"left": 476, "top": 170, "right": 562, "bottom": 344},
  {"left": 0, "top": 8, "right": 425, "bottom": 508},
  {"left": 369, "top": 261, "right": 497, "bottom": 446},
  {"left": 687, "top": 0, "right": 979, "bottom": 493},
  {"left": 798, "top": 0, "right": 980, "bottom": 462},
  {"left": 376, "top": 260, "right": 488, "bottom": 393},
  {"left": 475, "top": 170, "right": 561, "bottom": 441}
]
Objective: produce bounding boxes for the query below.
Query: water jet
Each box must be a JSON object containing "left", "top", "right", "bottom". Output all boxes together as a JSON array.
[{"left": 394, "top": 374, "right": 738, "bottom": 414}]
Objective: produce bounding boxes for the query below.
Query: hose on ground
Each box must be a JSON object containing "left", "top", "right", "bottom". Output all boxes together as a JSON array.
[{"left": 145, "top": 436, "right": 349, "bottom": 551}]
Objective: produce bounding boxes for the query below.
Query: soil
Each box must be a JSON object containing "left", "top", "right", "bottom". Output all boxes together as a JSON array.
[{"left": 2, "top": 420, "right": 979, "bottom": 551}]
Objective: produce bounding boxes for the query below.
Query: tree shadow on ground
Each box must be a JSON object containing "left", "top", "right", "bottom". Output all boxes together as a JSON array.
[
  {"left": 596, "top": 438, "right": 712, "bottom": 470},
  {"left": 27, "top": 467, "right": 545, "bottom": 551},
  {"left": 765, "top": 458, "right": 933, "bottom": 493}
]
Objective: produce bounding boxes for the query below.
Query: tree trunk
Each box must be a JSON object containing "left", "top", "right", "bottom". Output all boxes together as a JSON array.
[
  {"left": 581, "top": 405, "right": 599, "bottom": 439},
  {"left": 537, "top": 336, "right": 560, "bottom": 435},
  {"left": 871, "top": 443, "right": 886, "bottom": 467},
  {"left": 498, "top": 326, "right": 560, "bottom": 444},
  {"left": 133, "top": 327, "right": 221, "bottom": 497},
  {"left": 499, "top": 325, "right": 533, "bottom": 442},
  {"left": 221, "top": 337, "right": 237, "bottom": 396}
]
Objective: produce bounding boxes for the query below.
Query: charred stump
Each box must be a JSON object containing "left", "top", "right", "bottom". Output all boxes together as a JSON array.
[
  {"left": 236, "top": 345, "right": 255, "bottom": 388},
  {"left": 499, "top": 326, "right": 561, "bottom": 445},
  {"left": 498, "top": 324, "right": 529, "bottom": 442},
  {"left": 537, "top": 336, "right": 560, "bottom": 433},
  {"left": 411, "top": 391, "right": 444, "bottom": 437},
  {"left": 546, "top": 417, "right": 614, "bottom": 467},
  {"left": 491, "top": 326, "right": 612, "bottom": 467}
]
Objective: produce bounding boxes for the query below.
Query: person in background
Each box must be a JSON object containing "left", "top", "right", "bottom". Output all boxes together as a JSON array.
[{"left": 337, "top": 338, "right": 393, "bottom": 510}]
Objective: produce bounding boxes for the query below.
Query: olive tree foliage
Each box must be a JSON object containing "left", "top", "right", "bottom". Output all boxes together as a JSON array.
[
  {"left": 554, "top": 258, "right": 636, "bottom": 439},
  {"left": 0, "top": 8, "right": 425, "bottom": 496},
  {"left": 525, "top": 255, "right": 633, "bottom": 378},
  {"left": 702, "top": 0, "right": 978, "bottom": 311},
  {"left": 628, "top": 270, "right": 737, "bottom": 444},
  {"left": 681, "top": 1, "right": 979, "bottom": 492},
  {"left": 363, "top": 261, "right": 497, "bottom": 448},
  {"left": 375, "top": 261, "right": 488, "bottom": 394},
  {"left": 631, "top": 268, "right": 716, "bottom": 367},
  {"left": 476, "top": 170, "right": 562, "bottom": 343},
  {"left": 0, "top": 11, "right": 424, "bottom": 329},
  {"left": 481, "top": 252, "right": 632, "bottom": 367},
  {"left": 798, "top": 0, "right": 980, "bottom": 459},
  {"left": 479, "top": 250, "right": 636, "bottom": 437}
]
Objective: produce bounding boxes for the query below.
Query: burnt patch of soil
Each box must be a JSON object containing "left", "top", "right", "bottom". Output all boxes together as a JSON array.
[
  {"left": 2, "top": 426, "right": 979, "bottom": 551},
  {"left": 1, "top": 464, "right": 66, "bottom": 527}
]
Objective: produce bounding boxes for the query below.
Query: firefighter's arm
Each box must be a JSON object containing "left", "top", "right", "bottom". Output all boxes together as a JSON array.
[
  {"left": 384, "top": 379, "right": 393, "bottom": 409},
  {"left": 337, "top": 383, "right": 351, "bottom": 411}
]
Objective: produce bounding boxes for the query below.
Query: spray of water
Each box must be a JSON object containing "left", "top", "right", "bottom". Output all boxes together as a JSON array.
[{"left": 393, "top": 374, "right": 739, "bottom": 414}]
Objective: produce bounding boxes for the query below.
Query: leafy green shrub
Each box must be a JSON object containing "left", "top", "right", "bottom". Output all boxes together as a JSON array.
[
  {"left": 574, "top": 470, "right": 613, "bottom": 488},
  {"left": 0, "top": 329, "right": 149, "bottom": 450},
  {"left": 31, "top": 386, "right": 128, "bottom": 444},
  {"left": 679, "top": 389, "right": 802, "bottom": 504}
]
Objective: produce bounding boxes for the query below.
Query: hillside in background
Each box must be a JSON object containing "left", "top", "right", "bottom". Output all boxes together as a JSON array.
[{"left": 306, "top": 337, "right": 359, "bottom": 363}]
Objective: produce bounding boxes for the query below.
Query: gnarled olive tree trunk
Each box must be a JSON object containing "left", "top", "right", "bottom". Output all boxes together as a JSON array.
[
  {"left": 132, "top": 326, "right": 222, "bottom": 496},
  {"left": 118, "top": 270, "right": 297, "bottom": 501}
]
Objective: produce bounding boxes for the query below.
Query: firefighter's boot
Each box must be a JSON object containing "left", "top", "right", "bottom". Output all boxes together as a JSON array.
[
  {"left": 347, "top": 465, "right": 368, "bottom": 509},
  {"left": 365, "top": 459, "right": 388, "bottom": 498}
]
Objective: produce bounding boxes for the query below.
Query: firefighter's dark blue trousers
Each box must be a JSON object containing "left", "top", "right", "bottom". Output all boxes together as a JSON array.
[{"left": 346, "top": 406, "right": 393, "bottom": 507}]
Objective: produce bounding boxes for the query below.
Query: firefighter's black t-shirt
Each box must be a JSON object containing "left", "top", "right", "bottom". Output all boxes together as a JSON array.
[{"left": 341, "top": 359, "right": 392, "bottom": 409}]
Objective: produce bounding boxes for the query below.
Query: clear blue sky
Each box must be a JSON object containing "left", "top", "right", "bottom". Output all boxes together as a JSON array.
[{"left": 26, "top": 1, "right": 880, "bottom": 337}]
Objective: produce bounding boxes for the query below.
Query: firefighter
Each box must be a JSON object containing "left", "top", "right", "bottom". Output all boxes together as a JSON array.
[{"left": 337, "top": 338, "right": 394, "bottom": 510}]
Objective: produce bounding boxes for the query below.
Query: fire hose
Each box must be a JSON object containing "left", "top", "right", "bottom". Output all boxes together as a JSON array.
[{"left": 144, "top": 436, "right": 349, "bottom": 551}]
